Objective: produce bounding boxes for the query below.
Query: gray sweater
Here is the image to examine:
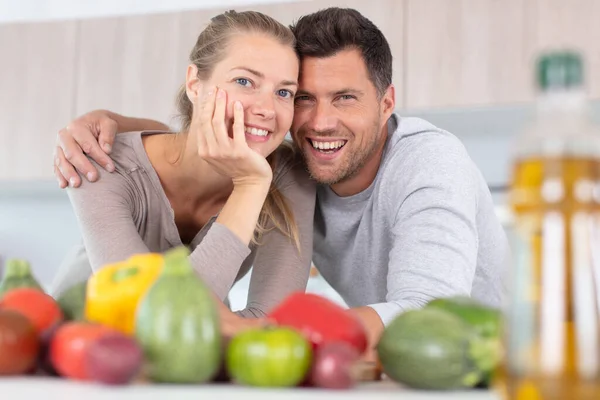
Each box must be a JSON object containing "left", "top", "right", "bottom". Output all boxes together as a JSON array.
[{"left": 313, "top": 113, "right": 509, "bottom": 326}]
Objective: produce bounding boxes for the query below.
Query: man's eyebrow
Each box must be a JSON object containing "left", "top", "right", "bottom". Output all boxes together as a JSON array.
[
  {"left": 230, "top": 66, "right": 297, "bottom": 87},
  {"left": 294, "top": 88, "right": 364, "bottom": 98},
  {"left": 331, "top": 88, "right": 364, "bottom": 96}
]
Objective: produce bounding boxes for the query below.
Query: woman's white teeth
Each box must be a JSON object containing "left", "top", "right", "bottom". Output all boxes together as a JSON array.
[
  {"left": 311, "top": 140, "right": 345, "bottom": 150},
  {"left": 245, "top": 126, "right": 269, "bottom": 136}
]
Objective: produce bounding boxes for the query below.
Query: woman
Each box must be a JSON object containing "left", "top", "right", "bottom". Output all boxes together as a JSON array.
[{"left": 51, "top": 10, "right": 315, "bottom": 335}]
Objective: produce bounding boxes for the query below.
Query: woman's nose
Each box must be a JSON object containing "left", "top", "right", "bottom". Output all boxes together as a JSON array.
[{"left": 248, "top": 94, "right": 276, "bottom": 120}]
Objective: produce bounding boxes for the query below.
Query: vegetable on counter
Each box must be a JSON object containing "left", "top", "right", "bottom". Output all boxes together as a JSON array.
[
  {"left": 0, "top": 309, "right": 40, "bottom": 375},
  {"left": 36, "top": 322, "right": 62, "bottom": 377},
  {"left": 49, "top": 321, "right": 118, "bottom": 380},
  {"left": 85, "top": 252, "right": 164, "bottom": 334},
  {"left": 307, "top": 341, "right": 360, "bottom": 389},
  {"left": 0, "top": 259, "right": 43, "bottom": 296},
  {"left": 426, "top": 296, "right": 502, "bottom": 340},
  {"left": 84, "top": 334, "right": 144, "bottom": 385},
  {"left": 377, "top": 307, "right": 495, "bottom": 390},
  {"left": 425, "top": 296, "right": 502, "bottom": 387},
  {"left": 268, "top": 292, "right": 368, "bottom": 355},
  {"left": 135, "top": 246, "right": 221, "bottom": 384},
  {"left": 227, "top": 326, "right": 312, "bottom": 387},
  {"left": 0, "top": 288, "right": 63, "bottom": 335},
  {"left": 56, "top": 280, "right": 88, "bottom": 322}
]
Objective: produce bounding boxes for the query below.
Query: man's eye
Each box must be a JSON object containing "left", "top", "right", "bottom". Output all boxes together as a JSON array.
[
  {"left": 295, "top": 95, "right": 311, "bottom": 101},
  {"left": 339, "top": 94, "right": 355, "bottom": 100}
]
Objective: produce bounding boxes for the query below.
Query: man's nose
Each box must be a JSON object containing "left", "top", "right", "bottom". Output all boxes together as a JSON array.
[{"left": 307, "top": 101, "right": 337, "bottom": 133}]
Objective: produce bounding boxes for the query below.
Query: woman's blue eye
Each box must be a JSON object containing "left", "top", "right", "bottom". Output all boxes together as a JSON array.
[
  {"left": 277, "top": 89, "right": 293, "bottom": 98},
  {"left": 236, "top": 78, "right": 251, "bottom": 87}
]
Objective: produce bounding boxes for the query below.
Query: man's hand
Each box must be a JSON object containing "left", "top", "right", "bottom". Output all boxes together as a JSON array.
[
  {"left": 53, "top": 110, "right": 170, "bottom": 188},
  {"left": 54, "top": 110, "right": 119, "bottom": 188},
  {"left": 348, "top": 306, "right": 385, "bottom": 362}
]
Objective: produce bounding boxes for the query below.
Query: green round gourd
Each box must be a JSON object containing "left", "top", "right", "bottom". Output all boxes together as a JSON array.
[
  {"left": 377, "top": 308, "right": 483, "bottom": 390},
  {"left": 0, "top": 259, "right": 44, "bottom": 297},
  {"left": 135, "top": 246, "right": 222, "bottom": 383},
  {"left": 426, "top": 296, "right": 503, "bottom": 387}
]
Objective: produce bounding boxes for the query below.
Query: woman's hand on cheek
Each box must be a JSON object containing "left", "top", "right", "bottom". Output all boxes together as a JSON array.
[{"left": 193, "top": 87, "right": 273, "bottom": 188}]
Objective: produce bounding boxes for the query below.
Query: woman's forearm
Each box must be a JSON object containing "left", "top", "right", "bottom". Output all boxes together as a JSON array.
[{"left": 216, "top": 183, "right": 270, "bottom": 246}]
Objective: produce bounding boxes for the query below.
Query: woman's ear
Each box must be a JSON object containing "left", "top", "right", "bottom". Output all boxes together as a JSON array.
[{"left": 185, "top": 64, "right": 201, "bottom": 102}]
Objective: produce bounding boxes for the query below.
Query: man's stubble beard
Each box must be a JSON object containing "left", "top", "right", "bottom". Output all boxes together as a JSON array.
[{"left": 297, "top": 116, "right": 383, "bottom": 186}]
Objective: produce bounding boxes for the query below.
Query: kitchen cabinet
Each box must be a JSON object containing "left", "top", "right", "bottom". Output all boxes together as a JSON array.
[
  {"left": 404, "top": 0, "right": 534, "bottom": 110},
  {"left": 529, "top": 0, "right": 600, "bottom": 99},
  {"left": 0, "top": 21, "right": 78, "bottom": 180},
  {"left": 74, "top": 13, "right": 185, "bottom": 126}
]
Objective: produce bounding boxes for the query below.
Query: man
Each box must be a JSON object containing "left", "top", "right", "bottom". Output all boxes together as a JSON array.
[{"left": 53, "top": 8, "right": 508, "bottom": 348}]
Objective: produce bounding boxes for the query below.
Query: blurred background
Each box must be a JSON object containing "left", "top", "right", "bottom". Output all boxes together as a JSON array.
[{"left": 0, "top": 0, "right": 599, "bottom": 309}]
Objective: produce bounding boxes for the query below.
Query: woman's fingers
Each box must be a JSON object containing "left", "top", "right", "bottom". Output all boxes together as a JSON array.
[
  {"left": 195, "top": 87, "right": 217, "bottom": 158},
  {"left": 232, "top": 101, "right": 247, "bottom": 149},
  {"left": 212, "top": 88, "right": 230, "bottom": 150}
]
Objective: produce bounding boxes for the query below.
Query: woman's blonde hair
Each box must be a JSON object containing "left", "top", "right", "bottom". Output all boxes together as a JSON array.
[{"left": 175, "top": 10, "right": 301, "bottom": 250}]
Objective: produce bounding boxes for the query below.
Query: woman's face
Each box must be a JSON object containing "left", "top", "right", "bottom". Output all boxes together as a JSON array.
[{"left": 188, "top": 33, "right": 299, "bottom": 158}]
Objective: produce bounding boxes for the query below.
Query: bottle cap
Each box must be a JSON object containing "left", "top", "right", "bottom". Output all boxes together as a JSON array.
[{"left": 537, "top": 51, "right": 584, "bottom": 90}]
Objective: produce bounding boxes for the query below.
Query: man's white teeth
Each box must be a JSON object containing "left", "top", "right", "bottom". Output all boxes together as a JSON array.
[
  {"left": 245, "top": 126, "right": 269, "bottom": 137},
  {"left": 311, "top": 140, "right": 346, "bottom": 150}
]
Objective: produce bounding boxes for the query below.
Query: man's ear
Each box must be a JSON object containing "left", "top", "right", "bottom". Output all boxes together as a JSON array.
[
  {"left": 381, "top": 84, "right": 396, "bottom": 119},
  {"left": 185, "top": 64, "right": 202, "bottom": 102}
]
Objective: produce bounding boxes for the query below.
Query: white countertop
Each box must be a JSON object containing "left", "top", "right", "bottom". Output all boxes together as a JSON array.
[{"left": 1, "top": 377, "right": 501, "bottom": 400}]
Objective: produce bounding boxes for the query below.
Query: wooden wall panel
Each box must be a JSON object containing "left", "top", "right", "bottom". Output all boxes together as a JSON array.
[
  {"left": 0, "top": 21, "right": 77, "bottom": 180},
  {"left": 404, "top": 0, "right": 534, "bottom": 110},
  {"left": 74, "top": 13, "right": 184, "bottom": 126},
  {"left": 530, "top": 0, "right": 600, "bottom": 99}
]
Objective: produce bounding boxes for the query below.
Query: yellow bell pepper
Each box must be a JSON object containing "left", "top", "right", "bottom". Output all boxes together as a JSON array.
[{"left": 85, "top": 252, "right": 164, "bottom": 335}]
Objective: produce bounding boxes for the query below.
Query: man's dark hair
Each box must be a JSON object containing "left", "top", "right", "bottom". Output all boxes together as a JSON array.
[{"left": 290, "top": 7, "right": 393, "bottom": 96}]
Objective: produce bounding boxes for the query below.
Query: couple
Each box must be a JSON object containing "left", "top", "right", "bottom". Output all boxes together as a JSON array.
[{"left": 51, "top": 7, "right": 509, "bottom": 350}]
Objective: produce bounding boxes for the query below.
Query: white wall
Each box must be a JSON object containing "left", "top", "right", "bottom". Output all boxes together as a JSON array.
[{"left": 0, "top": 184, "right": 80, "bottom": 291}]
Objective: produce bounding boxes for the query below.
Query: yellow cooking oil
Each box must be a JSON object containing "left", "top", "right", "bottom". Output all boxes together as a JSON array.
[
  {"left": 499, "top": 51, "right": 600, "bottom": 400},
  {"left": 501, "top": 157, "right": 600, "bottom": 400}
]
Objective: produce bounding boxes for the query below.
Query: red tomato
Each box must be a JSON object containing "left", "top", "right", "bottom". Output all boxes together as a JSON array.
[
  {"left": 49, "top": 322, "right": 117, "bottom": 380},
  {"left": 0, "top": 288, "right": 63, "bottom": 334},
  {"left": 0, "top": 310, "right": 40, "bottom": 375}
]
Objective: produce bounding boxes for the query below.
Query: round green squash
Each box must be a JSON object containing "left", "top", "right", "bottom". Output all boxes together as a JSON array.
[
  {"left": 227, "top": 326, "right": 312, "bottom": 387},
  {"left": 0, "top": 259, "right": 43, "bottom": 297},
  {"left": 426, "top": 296, "right": 503, "bottom": 387},
  {"left": 135, "top": 246, "right": 222, "bottom": 383},
  {"left": 377, "top": 308, "right": 484, "bottom": 390}
]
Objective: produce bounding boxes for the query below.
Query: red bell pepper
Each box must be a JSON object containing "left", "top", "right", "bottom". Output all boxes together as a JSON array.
[{"left": 268, "top": 292, "right": 368, "bottom": 355}]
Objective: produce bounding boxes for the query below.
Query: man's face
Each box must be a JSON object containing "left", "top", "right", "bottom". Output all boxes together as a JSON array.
[{"left": 291, "top": 49, "right": 394, "bottom": 189}]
